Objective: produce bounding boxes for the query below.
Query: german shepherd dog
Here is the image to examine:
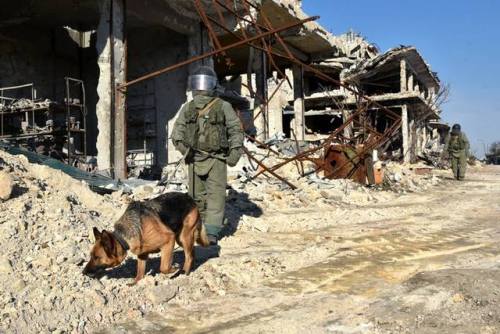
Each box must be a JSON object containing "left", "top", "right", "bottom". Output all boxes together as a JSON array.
[{"left": 83, "top": 192, "right": 210, "bottom": 284}]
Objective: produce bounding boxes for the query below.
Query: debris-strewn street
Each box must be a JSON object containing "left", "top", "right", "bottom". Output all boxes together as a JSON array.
[
  {"left": 107, "top": 165, "right": 500, "bottom": 334},
  {"left": 1, "top": 1, "right": 499, "bottom": 333},
  {"left": 1, "top": 150, "right": 499, "bottom": 333}
]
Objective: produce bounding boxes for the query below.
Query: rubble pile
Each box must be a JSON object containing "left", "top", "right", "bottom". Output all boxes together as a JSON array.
[
  {"left": 0, "top": 150, "right": 285, "bottom": 333},
  {"left": 228, "top": 140, "right": 445, "bottom": 204},
  {"left": 0, "top": 142, "right": 447, "bottom": 333},
  {"left": 222, "top": 141, "right": 386, "bottom": 234},
  {"left": 383, "top": 162, "right": 443, "bottom": 193},
  {"left": 0, "top": 153, "right": 185, "bottom": 332}
]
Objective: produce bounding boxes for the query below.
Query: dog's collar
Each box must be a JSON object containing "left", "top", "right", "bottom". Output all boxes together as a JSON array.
[{"left": 112, "top": 231, "right": 130, "bottom": 251}]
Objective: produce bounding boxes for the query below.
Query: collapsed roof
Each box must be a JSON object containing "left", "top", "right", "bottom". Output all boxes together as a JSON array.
[{"left": 344, "top": 46, "right": 440, "bottom": 89}]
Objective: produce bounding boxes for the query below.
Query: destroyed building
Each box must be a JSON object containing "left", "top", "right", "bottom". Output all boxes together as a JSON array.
[
  {"left": 0, "top": 0, "right": 444, "bottom": 181},
  {"left": 245, "top": 31, "right": 443, "bottom": 163}
]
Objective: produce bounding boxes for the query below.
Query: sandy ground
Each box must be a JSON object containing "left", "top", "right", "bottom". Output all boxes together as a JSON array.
[
  {"left": 1, "top": 149, "right": 499, "bottom": 334},
  {"left": 101, "top": 165, "right": 500, "bottom": 334}
]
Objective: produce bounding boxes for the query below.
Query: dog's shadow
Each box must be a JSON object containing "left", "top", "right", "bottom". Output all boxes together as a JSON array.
[
  {"left": 221, "top": 188, "right": 263, "bottom": 237},
  {"left": 103, "top": 245, "right": 220, "bottom": 280}
]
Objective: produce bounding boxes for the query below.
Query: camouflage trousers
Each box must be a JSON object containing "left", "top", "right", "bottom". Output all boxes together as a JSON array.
[
  {"left": 188, "top": 159, "right": 227, "bottom": 237},
  {"left": 451, "top": 152, "right": 467, "bottom": 180}
]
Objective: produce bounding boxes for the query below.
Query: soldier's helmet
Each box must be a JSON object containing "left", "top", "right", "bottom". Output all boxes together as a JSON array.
[
  {"left": 452, "top": 123, "right": 461, "bottom": 134},
  {"left": 187, "top": 66, "right": 217, "bottom": 92}
]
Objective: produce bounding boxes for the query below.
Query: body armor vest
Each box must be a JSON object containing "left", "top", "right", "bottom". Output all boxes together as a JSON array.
[
  {"left": 184, "top": 98, "right": 229, "bottom": 153},
  {"left": 449, "top": 134, "right": 467, "bottom": 152}
]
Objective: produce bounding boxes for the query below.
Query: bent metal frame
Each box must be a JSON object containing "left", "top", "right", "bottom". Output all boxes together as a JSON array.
[{"left": 113, "top": 0, "right": 402, "bottom": 188}]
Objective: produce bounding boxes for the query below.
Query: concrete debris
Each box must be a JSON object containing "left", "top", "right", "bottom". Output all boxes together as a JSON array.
[
  {"left": 383, "top": 162, "right": 442, "bottom": 193},
  {"left": 0, "top": 257, "right": 13, "bottom": 275},
  {"left": 0, "top": 126, "right": 460, "bottom": 333},
  {"left": 0, "top": 149, "right": 227, "bottom": 333},
  {"left": 228, "top": 139, "right": 445, "bottom": 209},
  {"left": 0, "top": 169, "right": 13, "bottom": 201}
]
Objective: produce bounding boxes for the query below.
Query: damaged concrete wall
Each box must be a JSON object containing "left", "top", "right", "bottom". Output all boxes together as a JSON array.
[
  {"left": 127, "top": 26, "right": 188, "bottom": 168},
  {"left": 0, "top": 24, "right": 99, "bottom": 153},
  {"left": 0, "top": 26, "right": 77, "bottom": 99}
]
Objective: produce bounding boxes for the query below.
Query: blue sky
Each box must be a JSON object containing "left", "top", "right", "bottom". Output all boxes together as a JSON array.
[{"left": 303, "top": 0, "right": 500, "bottom": 157}]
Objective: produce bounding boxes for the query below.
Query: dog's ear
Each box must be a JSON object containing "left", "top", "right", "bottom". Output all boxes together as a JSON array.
[
  {"left": 93, "top": 227, "right": 102, "bottom": 240},
  {"left": 101, "top": 230, "right": 116, "bottom": 256}
]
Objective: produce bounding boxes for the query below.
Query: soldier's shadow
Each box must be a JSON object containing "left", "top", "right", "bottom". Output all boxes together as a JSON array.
[{"left": 221, "top": 188, "right": 263, "bottom": 238}]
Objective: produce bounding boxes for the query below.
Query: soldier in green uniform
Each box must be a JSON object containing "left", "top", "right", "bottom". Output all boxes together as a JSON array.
[
  {"left": 444, "top": 124, "right": 470, "bottom": 180},
  {"left": 171, "top": 66, "right": 244, "bottom": 245}
]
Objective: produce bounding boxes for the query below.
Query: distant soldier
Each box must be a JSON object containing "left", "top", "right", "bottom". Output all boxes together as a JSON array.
[
  {"left": 444, "top": 124, "right": 470, "bottom": 180},
  {"left": 171, "top": 66, "right": 244, "bottom": 245}
]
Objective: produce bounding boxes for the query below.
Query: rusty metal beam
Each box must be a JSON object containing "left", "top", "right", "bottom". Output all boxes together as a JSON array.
[
  {"left": 250, "top": 103, "right": 371, "bottom": 179},
  {"left": 323, "top": 118, "right": 403, "bottom": 179},
  {"left": 243, "top": 146, "right": 297, "bottom": 190},
  {"left": 118, "top": 15, "right": 318, "bottom": 89}
]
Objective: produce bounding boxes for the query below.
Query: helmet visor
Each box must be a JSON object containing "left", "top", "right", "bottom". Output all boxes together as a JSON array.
[{"left": 188, "top": 74, "right": 217, "bottom": 91}]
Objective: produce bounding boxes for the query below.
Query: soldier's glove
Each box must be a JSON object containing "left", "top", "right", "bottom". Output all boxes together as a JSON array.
[{"left": 226, "top": 148, "right": 242, "bottom": 167}]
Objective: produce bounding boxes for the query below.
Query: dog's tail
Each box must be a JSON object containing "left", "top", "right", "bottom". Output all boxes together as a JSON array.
[{"left": 195, "top": 216, "right": 210, "bottom": 247}]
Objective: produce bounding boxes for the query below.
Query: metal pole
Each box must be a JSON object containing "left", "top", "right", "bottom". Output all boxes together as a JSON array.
[
  {"left": 65, "top": 78, "right": 71, "bottom": 165},
  {"left": 243, "top": 146, "right": 297, "bottom": 190}
]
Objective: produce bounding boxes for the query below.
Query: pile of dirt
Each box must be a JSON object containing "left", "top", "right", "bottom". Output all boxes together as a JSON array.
[{"left": 382, "top": 162, "right": 444, "bottom": 193}]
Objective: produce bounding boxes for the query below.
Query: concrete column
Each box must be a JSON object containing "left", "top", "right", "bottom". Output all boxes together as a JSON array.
[
  {"left": 112, "top": 0, "right": 127, "bottom": 180},
  {"left": 422, "top": 125, "right": 429, "bottom": 152},
  {"left": 240, "top": 73, "right": 255, "bottom": 98},
  {"left": 342, "top": 89, "right": 353, "bottom": 138},
  {"left": 401, "top": 104, "right": 410, "bottom": 163},
  {"left": 339, "top": 75, "right": 353, "bottom": 138},
  {"left": 408, "top": 111, "right": 415, "bottom": 162},
  {"left": 292, "top": 64, "right": 305, "bottom": 140},
  {"left": 400, "top": 59, "right": 407, "bottom": 93},
  {"left": 95, "top": 0, "right": 126, "bottom": 178},
  {"left": 95, "top": 0, "right": 112, "bottom": 173},
  {"left": 267, "top": 72, "right": 284, "bottom": 137},
  {"left": 254, "top": 50, "right": 268, "bottom": 141},
  {"left": 415, "top": 124, "right": 422, "bottom": 156},
  {"left": 408, "top": 73, "right": 414, "bottom": 92}
]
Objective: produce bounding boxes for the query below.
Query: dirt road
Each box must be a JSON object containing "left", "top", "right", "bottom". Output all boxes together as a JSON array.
[{"left": 99, "top": 165, "right": 500, "bottom": 333}]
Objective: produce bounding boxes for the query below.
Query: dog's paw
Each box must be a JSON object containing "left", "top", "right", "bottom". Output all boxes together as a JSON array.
[
  {"left": 169, "top": 269, "right": 185, "bottom": 280},
  {"left": 160, "top": 267, "right": 178, "bottom": 275},
  {"left": 128, "top": 278, "right": 142, "bottom": 286}
]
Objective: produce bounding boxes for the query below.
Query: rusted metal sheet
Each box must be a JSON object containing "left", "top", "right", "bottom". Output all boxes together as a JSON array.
[
  {"left": 316, "top": 145, "right": 368, "bottom": 184},
  {"left": 414, "top": 167, "right": 432, "bottom": 175}
]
